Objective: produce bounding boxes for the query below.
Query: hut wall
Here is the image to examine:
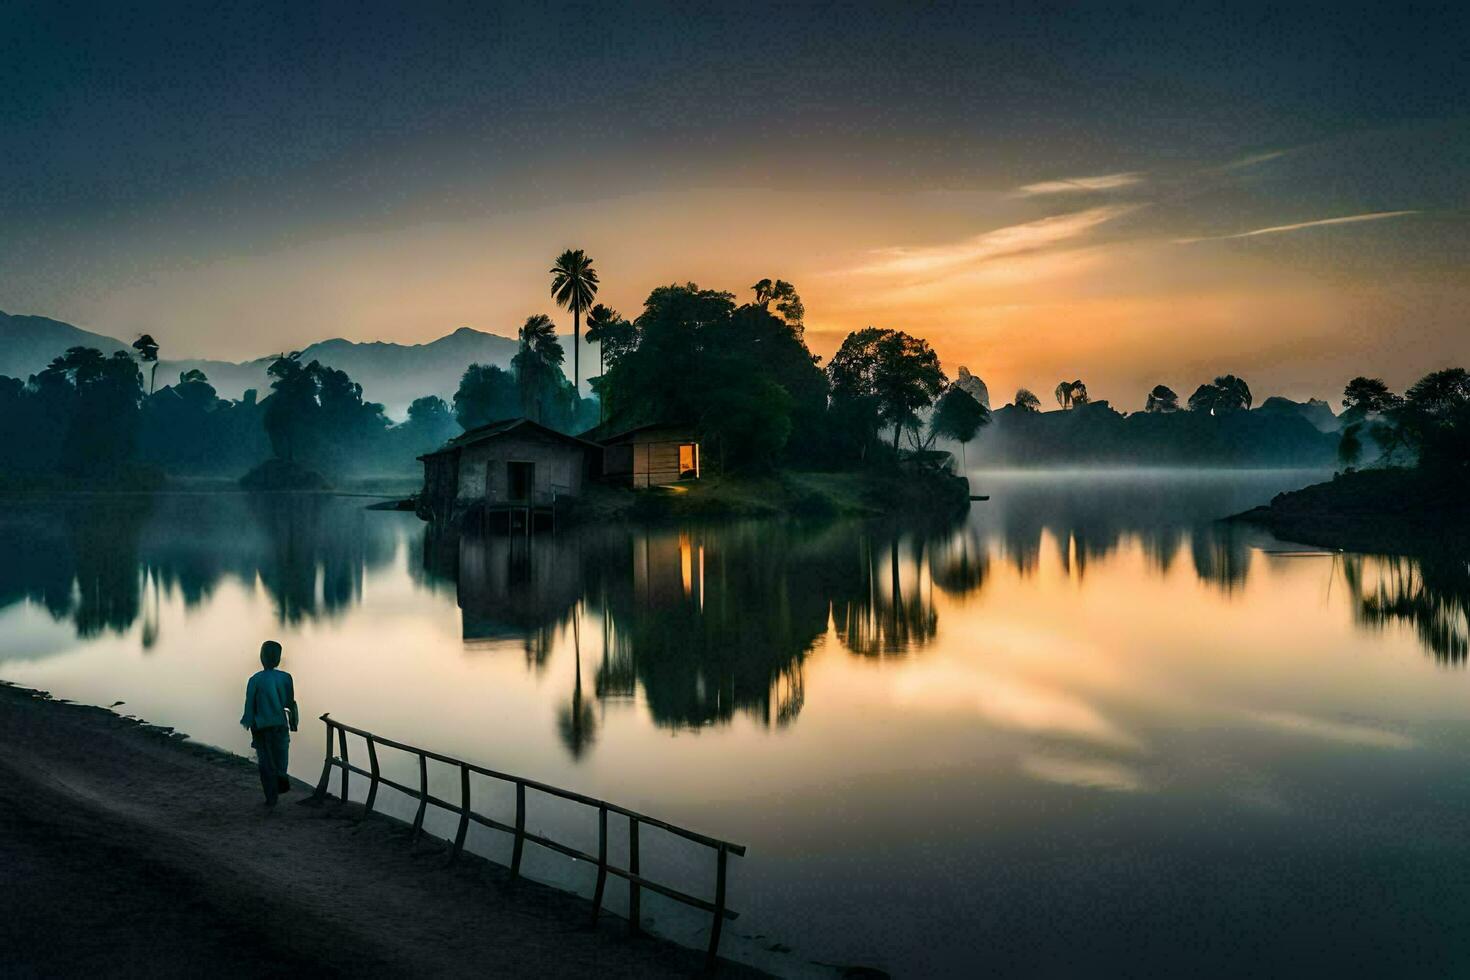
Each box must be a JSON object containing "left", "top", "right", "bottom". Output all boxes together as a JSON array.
[{"left": 454, "top": 432, "right": 585, "bottom": 503}]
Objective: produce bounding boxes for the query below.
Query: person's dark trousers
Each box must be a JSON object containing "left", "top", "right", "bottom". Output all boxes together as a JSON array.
[{"left": 251, "top": 725, "right": 291, "bottom": 805}]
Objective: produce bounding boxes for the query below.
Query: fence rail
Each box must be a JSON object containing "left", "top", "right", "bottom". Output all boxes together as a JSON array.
[{"left": 311, "top": 714, "right": 745, "bottom": 967}]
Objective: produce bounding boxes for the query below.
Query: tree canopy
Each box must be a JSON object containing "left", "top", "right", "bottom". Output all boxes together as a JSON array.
[
  {"left": 596, "top": 281, "right": 828, "bottom": 472},
  {"left": 828, "top": 327, "right": 946, "bottom": 455},
  {"left": 1145, "top": 384, "right": 1179, "bottom": 413}
]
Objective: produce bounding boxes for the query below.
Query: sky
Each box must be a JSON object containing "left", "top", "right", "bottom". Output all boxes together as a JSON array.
[{"left": 2, "top": 1, "right": 1467, "bottom": 407}]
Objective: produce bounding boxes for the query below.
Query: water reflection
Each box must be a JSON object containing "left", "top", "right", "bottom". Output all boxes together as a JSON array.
[
  {"left": 1342, "top": 552, "right": 1470, "bottom": 664},
  {"left": 2, "top": 476, "right": 1466, "bottom": 714},
  {"left": 0, "top": 495, "right": 397, "bottom": 644}
]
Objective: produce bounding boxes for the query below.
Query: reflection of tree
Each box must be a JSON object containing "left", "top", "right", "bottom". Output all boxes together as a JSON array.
[
  {"left": 585, "top": 524, "right": 830, "bottom": 730},
  {"left": 556, "top": 607, "right": 597, "bottom": 758},
  {"left": 0, "top": 498, "right": 153, "bottom": 638},
  {"left": 1141, "top": 527, "right": 1184, "bottom": 575},
  {"left": 1189, "top": 523, "right": 1252, "bottom": 594},
  {"left": 930, "top": 529, "right": 989, "bottom": 597},
  {"left": 1, "top": 495, "right": 400, "bottom": 641},
  {"left": 69, "top": 498, "right": 151, "bottom": 637},
  {"left": 1342, "top": 553, "right": 1470, "bottom": 664},
  {"left": 248, "top": 494, "right": 395, "bottom": 624},
  {"left": 833, "top": 534, "right": 939, "bottom": 656}
]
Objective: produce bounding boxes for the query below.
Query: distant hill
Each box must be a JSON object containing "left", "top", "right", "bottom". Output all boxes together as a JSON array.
[
  {"left": 1, "top": 312, "right": 523, "bottom": 418},
  {"left": 0, "top": 311, "right": 131, "bottom": 378}
]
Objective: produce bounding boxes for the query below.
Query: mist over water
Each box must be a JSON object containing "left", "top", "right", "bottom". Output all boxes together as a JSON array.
[{"left": 4, "top": 469, "right": 1470, "bottom": 976}]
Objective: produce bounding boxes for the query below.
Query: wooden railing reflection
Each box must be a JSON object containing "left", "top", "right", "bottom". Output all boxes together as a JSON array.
[{"left": 311, "top": 714, "right": 745, "bottom": 968}]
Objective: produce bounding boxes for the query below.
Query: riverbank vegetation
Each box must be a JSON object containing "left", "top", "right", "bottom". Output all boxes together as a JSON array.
[
  {"left": 1, "top": 254, "right": 1454, "bottom": 508},
  {"left": 1234, "top": 368, "right": 1470, "bottom": 550}
]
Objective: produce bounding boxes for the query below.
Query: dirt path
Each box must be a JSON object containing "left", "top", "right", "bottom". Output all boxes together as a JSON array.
[{"left": 0, "top": 682, "right": 757, "bottom": 978}]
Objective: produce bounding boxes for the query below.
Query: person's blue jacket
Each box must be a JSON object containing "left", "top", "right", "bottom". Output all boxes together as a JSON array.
[{"left": 240, "top": 645, "right": 299, "bottom": 733}]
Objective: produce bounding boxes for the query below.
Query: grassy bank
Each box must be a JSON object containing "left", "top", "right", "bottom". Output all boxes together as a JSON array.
[
  {"left": 564, "top": 468, "right": 972, "bottom": 525},
  {"left": 1231, "top": 468, "right": 1470, "bottom": 553}
]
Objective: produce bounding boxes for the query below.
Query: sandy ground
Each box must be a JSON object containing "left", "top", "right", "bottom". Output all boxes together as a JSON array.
[{"left": 0, "top": 682, "right": 759, "bottom": 978}]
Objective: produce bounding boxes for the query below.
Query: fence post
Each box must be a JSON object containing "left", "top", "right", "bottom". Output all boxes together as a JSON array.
[
  {"left": 628, "top": 815, "right": 642, "bottom": 935},
  {"left": 449, "top": 763, "right": 471, "bottom": 865},
  {"left": 336, "top": 724, "right": 350, "bottom": 802},
  {"left": 360, "top": 735, "right": 380, "bottom": 821},
  {"left": 705, "top": 844, "right": 728, "bottom": 971},
  {"left": 312, "top": 715, "right": 334, "bottom": 800},
  {"left": 590, "top": 805, "right": 608, "bottom": 925},
  {"left": 411, "top": 751, "right": 429, "bottom": 841},
  {"left": 511, "top": 782, "right": 526, "bottom": 878}
]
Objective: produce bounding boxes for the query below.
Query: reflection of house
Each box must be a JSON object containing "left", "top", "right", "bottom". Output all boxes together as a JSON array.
[
  {"left": 587, "top": 423, "right": 700, "bottom": 488},
  {"left": 418, "top": 418, "right": 599, "bottom": 522}
]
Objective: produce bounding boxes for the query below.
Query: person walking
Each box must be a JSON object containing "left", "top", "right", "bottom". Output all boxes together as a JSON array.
[{"left": 240, "top": 640, "right": 299, "bottom": 808}]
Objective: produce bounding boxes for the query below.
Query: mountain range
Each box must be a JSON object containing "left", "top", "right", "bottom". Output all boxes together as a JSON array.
[{"left": 0, "top": 311, "right": 524, "bottom": 418}]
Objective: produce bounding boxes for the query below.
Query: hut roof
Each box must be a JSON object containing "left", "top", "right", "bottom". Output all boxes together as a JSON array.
[
  {"left": 577, "top": 420, "right": 695, "bottom": 446},
  {"left": 417, "top": 417, "right": 601, "bottom": 461}
]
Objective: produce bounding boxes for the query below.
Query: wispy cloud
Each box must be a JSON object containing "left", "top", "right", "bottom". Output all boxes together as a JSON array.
[
  {"left": 1015, "top": 172, "right": 1145, "bottom": 196},
  {"left": 1218, "top": 149, "right": 1289, "bottom": 171},
  {"left": 851, "top": 205, "right": 1134, "bottom": 278},
  {"left": 1175, "top": 210, "right": 1418, "bottom": 244}
]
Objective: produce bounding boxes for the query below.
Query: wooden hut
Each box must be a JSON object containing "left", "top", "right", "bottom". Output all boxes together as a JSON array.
[
  {"left": 417, "top": 418, "right": 600, "bottom": 523},
  {"left": 590, "top": 422, "right": 701, "bottom": 488}
]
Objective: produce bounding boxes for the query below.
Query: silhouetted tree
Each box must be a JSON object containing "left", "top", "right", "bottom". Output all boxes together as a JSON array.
[
  {"left": 1342, "top": 376, "right": 1401, "bottom": 418},
  {"left": 1188, "top": 375, "right": 1252, "bottom": 415},
  {"left": 132, "top": 334, "right": 160, "bottom": 394},
  {"left": 513, "top": 313, "right": 567, "bottom": 424},
  {"left": 584, "top": 303, "right": 635, "bottom": 421},
  {"left": 828, "top": 327, "right": 946, "bottom": 456},
  {"left": 32, "top": 347, "right": 146, "bottom": 476},
  {"left": 261, "top": 352, "right": 387, "bottom": 470},
  {"left": 1214, "top": 374, "right": 1252, "bottom": 412},
  {"left": 1145, "top": 384, "right": 1179, "bottom": 413},
  {"left": 751, "top": 278, "right": 805, "bottom": 331},
  {"left": 453, "top": 363, "right": 519, "bottom": 430},
  {"left": 1054, "top": 379, "right": 1089, "bottom": 409},
  {"left": 1013, "top": 388, "right": 1041, "bottom": 412},
  {"left": 550, "top": 249, "right": 598, "bottom": 395},
  {"left": 929, "top": 385, "right": 990, "bottom": 468},
  {"left": 597, "top": 282, "right": 825, "bottom": 471}
]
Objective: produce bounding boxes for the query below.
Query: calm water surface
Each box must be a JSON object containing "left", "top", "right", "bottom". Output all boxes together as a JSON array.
[{"left": 4, "top": 470, "right": 1470, "bottom": 977}]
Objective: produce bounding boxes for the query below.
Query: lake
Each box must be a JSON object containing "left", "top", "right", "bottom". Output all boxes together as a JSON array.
[{"left": 3, "top": 470, "right": 1470, "bottom": 977}]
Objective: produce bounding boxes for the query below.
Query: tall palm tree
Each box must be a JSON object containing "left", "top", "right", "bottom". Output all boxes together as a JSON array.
[
  {"left": 583, "top": 303, "right": 620, "bottom": 423},
  {"left": 550, "top": 249, "right": 599, "bottom": 396}
]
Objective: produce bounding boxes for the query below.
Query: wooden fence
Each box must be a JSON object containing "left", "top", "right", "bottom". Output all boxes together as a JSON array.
[{"left": 311, "top": 714, "right": 746, "bottom": 967}]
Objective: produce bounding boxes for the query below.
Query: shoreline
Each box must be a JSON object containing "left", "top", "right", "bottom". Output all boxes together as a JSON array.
[
  {"left": 0, "top": 681, "right": 764, "bottom": 978},
  {"left": 1229, "top": 468, "right": 1470, "bottom": 554}
]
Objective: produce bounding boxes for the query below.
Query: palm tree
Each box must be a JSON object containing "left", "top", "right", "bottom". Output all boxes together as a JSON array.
[
  {"left": 132, "top": 334, "right": 160, "bottom": 394},
  {"left": 1014, "top": 388, "right": 1041, "bottom": 412},
  {"left": 1054, "top": 379, "right": 1089, "bottom": 409},
  {"left": 519, "top": 313, "right": 562, "bottom": 362},
  {"left": 515, "top": 314, "right": 564, "bottom": 422},
  {"left": 550, "top": 249, "right": 599, "bottom": 396},
  {"left": 583, "top": 303, "right": 618, "bottom": 421}
]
